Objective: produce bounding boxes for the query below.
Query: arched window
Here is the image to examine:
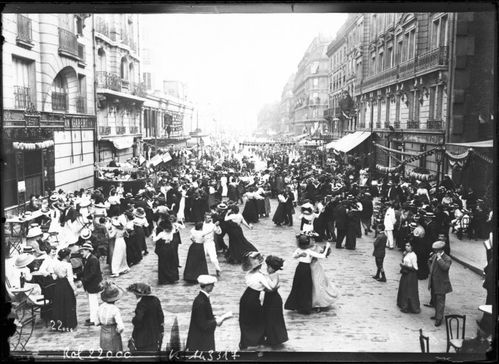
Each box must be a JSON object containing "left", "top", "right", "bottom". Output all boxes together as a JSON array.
[
  {"left": 120, "top": 56, "right": 128, "bottom": 80},
  {"left": 97, "top": 48, "right": 106, "bottom": 73},
  {"left": 52, "top": 72, "right": 68, "bottom": 111},
  {"left": 129, "top": 62, "right": 135, "bottom": 85}
]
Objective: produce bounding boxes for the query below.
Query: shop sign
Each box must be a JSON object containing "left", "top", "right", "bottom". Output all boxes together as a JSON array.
[
  {"left": 17, "top": 180, "right": 26, "bottom": 193},
  {"left": 64, "top": 116, "right": 96, "bottom": 129}
]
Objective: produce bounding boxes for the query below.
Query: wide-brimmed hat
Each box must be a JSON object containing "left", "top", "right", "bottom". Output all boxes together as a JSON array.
[
  {"left": 127, "top": 283, "right": 151, "bottom": 296},
  {"left": 15, "top": 253, "right": 35, "bottom": 268},
  {"left": 425, "top": 212, "right": 436, "bottom": 218},
  {"left": 409, "top": 222, "right": 418, "bottom": 229},
  {"left": 26, "top": 225, "right": 43, "bottom": 239},
  {"left": 134, "top": 207, "right": 146, "bottom": 218},
  {"left": 125, "top": 192, "right": 133, "bottom": 198},
  {"left": 78, "top": 242, "right": 94, "bottom": 252},
  {"left": 23, "top": 246, "right": 35, "bottom": 254},
  {"left": 432, "top": 241, "right": 445, "bottom": 250},
  {"left": 217, "top": 203, "right": 228, "bottom": 210},
  {"left": 198, "top": 275, "right": 217, "bottom": 285},
  {"left": 40, "top": 206, "right": 51, "bottom": 214},
  {"left": 101, "top": 281, "right": 124, "bottom": 303},
  {"left": 242, "top": 251, "right": 264, "bottom": 272},
  {"left": 49, "top": 194, "right": 59, "bottom": 202},
  {"left": 80, "top": 228, "right": 92, "bottom": 240}
]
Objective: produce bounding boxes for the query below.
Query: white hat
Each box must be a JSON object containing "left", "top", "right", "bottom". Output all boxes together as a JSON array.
[{"left": 197, "top": 275, "right": 217, "bottom": 285}]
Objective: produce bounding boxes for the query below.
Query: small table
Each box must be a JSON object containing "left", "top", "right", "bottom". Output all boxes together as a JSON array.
[
  {"left": 5, "top": 210, "right": 43, "bottom": 255},
  {"left": 479, "top": 305, "right": 492, "bottom": 315}
]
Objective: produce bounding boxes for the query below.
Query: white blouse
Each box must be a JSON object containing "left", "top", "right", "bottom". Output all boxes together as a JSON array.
[
  {"left": 97, "top": 302, "right": 124, "bottom": 332},
  {"left": 402, "top": 251, "right": 418, "bottom": 270},
  {"left": 245, "top": 270, "right": 273, "bottom": 291},
  {"left": 225, "top": 213, "right": 244, "bottom": 225},
  {"left": 293, "top": 247, "right": 328, "bottom": 264}
]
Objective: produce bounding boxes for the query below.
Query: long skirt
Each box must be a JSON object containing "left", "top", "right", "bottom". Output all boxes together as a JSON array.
[
  {"left": 183, "top": 243, "right": 208, "bottom": 283},
  {"left": 413, "top": 238, "right": 430, "bottom": 280},
  {"left": 100, "top": 324, "right": 123, "bottom": 352},
  {"left": 263, "top": 290, "right": 288, "bottom": 346},
  {"left": 284, "top": 262, "right": 313, "bottom": 313},
  {"left": 397, "top": 270, "right": 421, "bottom": 313},
  {"left": 111, "top": 237, "right": 129, "bottom": 275},
  {"left": 242, "top": 199, "right": 259, "bottom": 223},
  {"left": 134, "top": 225, "right": 148, "bottom": 253},
  {"left": 264, "top": 197, "right": 271, "bottom": 216},
  {"left": 311, "top": 259, "right": 338, "bottom": 308},
  {"left": 345, "top": 226, "right": 357, "bottom": 250},
  {"left": 172, "top": 231, "right": 182, "bottom": 268},
  {"left": 272, "top": 203, "right": 287, "bottom": 225},
  {"left": 125, "top": 234, "right": 142, "bottom": 267},
  {"left": 225, "top": 222, "right": 258, "bottom": 264},
  {"left": 107, "top": 238, "right": 115, "bottom": 266},
  {"left": 239, "top": 288, "right": 265, "bottom": 348},
  {"left": 155, "top": 240, "right": 179, "bottom": 284},
  {"left": 51, "top": 278, "right": 77, "bottom": 330},
  {"left": 256, "top": 199, "right": 266, "bottom": 216}
]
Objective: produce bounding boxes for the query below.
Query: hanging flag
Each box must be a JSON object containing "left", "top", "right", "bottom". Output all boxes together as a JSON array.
[
  {"left": 138, "top": 155, "right": 146, "bottom": 165},
  {"left": 162, "top": 152, "right": 172, "bottom": 163}
]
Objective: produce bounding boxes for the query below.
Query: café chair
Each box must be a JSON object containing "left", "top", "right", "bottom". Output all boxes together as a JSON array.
[
  {"left": 419, "top": 328, "right": 430, "bottom": 353},
  {"left": 445, "top": 314, "right": 466, "bottom": 353}
]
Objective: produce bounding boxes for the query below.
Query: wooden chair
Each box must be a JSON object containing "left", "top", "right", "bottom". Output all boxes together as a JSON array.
[
  {"left": 445, "top": 314, "right": 466, "bottom": 353},
  {"left": 419, "top": 328, "right": 429, "bottom": 353},
  {"left": 28, "top": 280, "right": 56, "bottom": 327}
]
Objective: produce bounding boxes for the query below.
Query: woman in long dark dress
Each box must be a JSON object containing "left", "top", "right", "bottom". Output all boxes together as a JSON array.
[
  {"left": 170, "top": 213, "right": 184, "bottom": 269},
  {"left": 345, "top": 197, "right": 361, "bottom": 250},
  {"left": 190, "top": 191, "right": 207, "bottom": 223},
  {"left": 51, "top": 248, "right": 78, "bottom": 331},
  {"left": 133, "top": 207, "right": 149, "bottom": 256},
  {"left": 411, "top": 219, "right": 429, "bottom": 280},
  {"left": 124, "top": 212, "right": 142, "bottom": 267},
  {"left": 239, "top": 252, "right": 267, "bottom": 350},
  {"left": 224, "top": 206, "right": 258, "bottom": 264},
  {"left": 154, "top": 220, "right": 179, "bottom": 284},
  {"left": 272, "top": 192, "right": 288, "bottom": 226},
  {"left": 284, "top": 235, "right": 330, "bottom": 314},
  {"left": 127, "top": 283, "right": 164, "bottom": 351},
  {"left": 242, "top": 188, "right": 259, "bottom": 224},
  {"left": 183, "top": 222, "right": 209, "bottom": 283},
  {"left": 396, "top": 241, "right": 421, "bottom": 313},
  {"left": 262, "top": 256, "right": 288, "bottom": 347},
  {"left": 255, "top": 185, "right": 266, "bottom": 218}
]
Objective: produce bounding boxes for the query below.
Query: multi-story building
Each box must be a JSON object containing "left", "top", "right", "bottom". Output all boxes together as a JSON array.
[
  {"left": 2, "top": 13, "right": 96, "bottom": 209},
  {"left": 94, "top": 14, "right": 145, "bottom": 164},
  {"left": 278, "top": 73, "right": 295, "bottom": 134},
  {"left": 325, "top": 12, "right": 494, "bottom": 183},
  {"left": 292, "top": 34, "right": 331, "bottom": 135}
]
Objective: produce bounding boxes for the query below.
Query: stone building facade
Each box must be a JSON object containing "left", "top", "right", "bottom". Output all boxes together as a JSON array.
[
  {"left": 278, "top": 73, "right": 295, "bottom": 134},
  {"left": 2, "top": 13, "right": 96, "bottom": 208}
]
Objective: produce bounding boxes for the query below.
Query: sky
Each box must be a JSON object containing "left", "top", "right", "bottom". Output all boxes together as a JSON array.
[{"left": 140, "top": 13, "right": 348, "bottom": 134}]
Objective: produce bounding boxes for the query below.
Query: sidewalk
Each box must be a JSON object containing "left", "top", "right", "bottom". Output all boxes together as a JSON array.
[{"left": 449, "top": 233, "right": 488, "bottom": 276}]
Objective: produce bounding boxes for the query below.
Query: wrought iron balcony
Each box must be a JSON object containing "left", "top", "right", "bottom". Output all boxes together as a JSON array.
[
  {"left": 416, "top": 46, "right": 449, "bottom": 72},
  {"left": 398, "top": 58, "right": 416, "bottom": 79},
  {"left": 427, "top": 119, "right": 443, "bottom": 130},
  {"left": 96, "top": 71, "right": 122, "bottom": 92},
  {"left": 407, "top": 120, "right": 420, "bottom": 129},
  {"left": 116, "top": 126, "right": 126, "bottom": 135},
  {"left": 76, "top": 96, "right": 86, "bottom": 113},
  {"left": 362, "top": 65, "right": 398, "bottom": 91},
  {"left": 16, "top": 14, "right": 33, "bottom": 45},
  {"left": 51, "top": 92, "right": 68, "bottom": 111},
  {"left": 14, "top": 86, "right": 31, "bottom": 109},
  {"left": 99, "top": 126, "right": 111, "bottom": 135},
  {"left": 95, "top": 16, "right": 115, "bottom": 40},
  {"left": 58, "top": 27, "right": 78, "bottom": 58},
  {"left": 129, "top": 126, "right": 139, "bottom": 134}
]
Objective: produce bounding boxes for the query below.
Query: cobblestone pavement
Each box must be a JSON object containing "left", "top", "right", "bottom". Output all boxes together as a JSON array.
[{"left": 12, "top": 199, "right": 486, "bottom": 354}]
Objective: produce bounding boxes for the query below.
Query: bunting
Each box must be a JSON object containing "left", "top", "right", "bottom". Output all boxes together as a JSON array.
[{"left": 12, "top": 140, "right": 55, "bottom": 150}]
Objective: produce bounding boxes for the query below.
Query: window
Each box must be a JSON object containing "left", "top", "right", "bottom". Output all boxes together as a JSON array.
[
  {"left": 97, "top": 48, "right": 106, "bottom": 73},
  {"left": 414, "top": 90, "right": 420, "bottom": 121},
  {"left": 377, "top": 99, "right": 382, "bottom": 124},
  {"left": 386, "top": 46, "right": 393, "bottom": 68},
  {"left": 429, "top": 86, "right": 436, "bottom": 120},
  {"left": 386, "top": 95, "right": 390, "bottom": 123},
  {"left": 370, "top": 52, "right": 376, "bottom": 74},
  {"left": 75, "top": 16, "right": 84, "bottom": 36},
  {"left": 431, "top": 15, "right": 448, "bottom": 49},
  {"left": 120, "top": 57, "right": 128, "bottom": 80},
  {"left": 313, "top": 78, "right": 319, "bottom": 88},
  {"left": 395, "top": 36, "right": 403, "bottom": 64},
  {"left": 407, "top": 29, "right": 416, "bottom": 60},
  {"left": 395, "top": 96, "right": 401, "bottom": 122},
  {"left": 371, "top": 14, "right": 377, "bottom": 40},
  {"left": 129, "top": 62, "right": 135, "bottom": 84},
  {"left": 378, "top": 51, "right": 384, "bottom": 72},
  {"left": 13, "top": 56, "right": 34, "bottom": 109},
  {"left": 436, "top": 85, "right": 443, "bottom": 119},
  {"left": 77, "top": 75, "right": 86, "bottom": 113},
  {"left": 407, "top": 91, "right": 414, "bottom": 120},
  {"left": 52, "top": 73, "right": 68, "bottom": 111},
  {"left": 143, "top": 72, "right": 152, "bottom": 90},
  {"left": 310, "top": 62, "right": 319, "bottom": 74}
]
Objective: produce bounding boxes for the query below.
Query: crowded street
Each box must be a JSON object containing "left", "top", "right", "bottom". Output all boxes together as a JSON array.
[{"left": 2, "top": 8, "right": 496, "bottom": 361}]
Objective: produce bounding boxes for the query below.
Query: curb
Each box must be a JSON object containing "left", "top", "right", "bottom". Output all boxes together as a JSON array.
[{"left": 450, "top": 253, "right": 484, "bottom": 277}]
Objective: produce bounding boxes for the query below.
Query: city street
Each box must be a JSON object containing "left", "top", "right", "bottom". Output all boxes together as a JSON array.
[{"left": 19, "top": 199, "right": 486, "bottom": 354}]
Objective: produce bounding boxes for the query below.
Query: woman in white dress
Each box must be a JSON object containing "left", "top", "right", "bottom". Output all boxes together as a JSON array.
[
  {"left": 309, "top": 243, "right": 337, "bottom": 312},
  {"left": 221, "top": 175, "right": 228, "bottom": 198},
  {"left": 109, "top": 218, "right": 130, "bottom": 278},
  {"left": 177, "top": 186, "right": 187, "bottom": 222}
]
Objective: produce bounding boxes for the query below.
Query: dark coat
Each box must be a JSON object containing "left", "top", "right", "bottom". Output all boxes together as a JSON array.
[
  {"left": 186, "top": 292, "right": 217, "bottom": 351},
  {"left": 428, "top": 253, "right": 453, "bottom": 294},
  {"left": 131, "top": 295, "right": 165, "bottom": 351},
  {"left": 81, "top": 254, "right": 102, "bottom": 294},
  {"left": 334, "top": 204, "right": 348, "bottom": 230},
  {"left": 372, "top": 234, "right": 387, "bottom": 258}
]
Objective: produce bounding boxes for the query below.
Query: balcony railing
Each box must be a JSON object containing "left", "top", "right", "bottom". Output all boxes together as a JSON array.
[
  {"left": 384, "top": 121, "right": 390, "bottom": 128},
  {"left": 58, "top": 27, "right": 78, "bottom": 58},
  {"left": 99, "top": 126, "right": 111, "bottom": 135},
  {"left": 14, "top": 86, "right": 31, "bottom": 109},
  {"left": 52, "top": 92, "right": 67, "bottom": 111},
  {"left": 17, "top": 14, "right": 33, "bottom": 45},
  {"left": 407, "top": 120, "right": 420, "bottom": 129},
  {"left": 129, "top": 126, "right": 139, "bottom": 134},
  {"left": 116, "top": 126, "right": 126, "bottom": 135},
  {"left": 95, "top": 17, "right": 115, "bottom": 40},
  {"left": 398, "top": 58, "right": 416, "bottom": 78},
  {"left": 415, "top": 46, "right": 449, "bottom": 72},
  {"left": 76, "top": 96, "right": 86, "bottom": 113},
  {"left": 427, "top": 119, "right": 443, "bottom": 130},
  {"left": 362, "top": 65, "right": 398, "bottom": 91},
  {"left": 96, "top": 71, "right": 122, "bottom": 92},
  {"left": 77, "top": 43, "right": 85, "bottom": 63}
]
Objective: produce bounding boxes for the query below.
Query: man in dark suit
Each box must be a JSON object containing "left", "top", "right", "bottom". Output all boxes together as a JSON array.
[
  {"left": 186, "top": 275, "right": 231, "bottom": 351},
  {"left": 334, "top": 199, "right": 348, "bottom": 249},
  {"left": 427, "top": 241, "right": 452, "bottom": 327},
  {"left": 78, "top": 242, "right": 103, "bottom": 326}
]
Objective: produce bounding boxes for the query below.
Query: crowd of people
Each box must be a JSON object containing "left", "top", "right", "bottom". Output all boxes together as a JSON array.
[{"left": 5, "top": 138, "right": 494, "bottom": 352}]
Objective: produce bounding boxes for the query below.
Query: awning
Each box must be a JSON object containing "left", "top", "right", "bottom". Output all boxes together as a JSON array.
[
  {"left": 325, "top": 131, "right": 371, "bottom": 153},
  {"left": 102, "top": 136, "right": 134, "bottom": 150},
  {"left": 291, "top": 133, "right": 309, "bottom": 141},
  {"left": 446, "top": 139, "right": 493, "bottom": 148}
]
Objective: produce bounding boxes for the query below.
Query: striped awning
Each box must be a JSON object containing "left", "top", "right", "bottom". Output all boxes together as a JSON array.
[{"left": 324, "top": 131, "right": 372, "bottom": 153}]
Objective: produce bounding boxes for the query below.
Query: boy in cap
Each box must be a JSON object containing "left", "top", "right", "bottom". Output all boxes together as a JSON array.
[
  {"left": 185, "top": 275, "right": 232, "bottom": 351},
  {"left": 372, "top": 224, "right": 387, "bottom": 282},
  {"left": 78, "top": 242, "right": 103, "bottom": 326}
]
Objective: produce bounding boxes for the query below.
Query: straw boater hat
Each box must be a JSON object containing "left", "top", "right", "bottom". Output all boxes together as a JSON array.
[
  {"left": 127, "top": 283, "right": 151, "bottom": 296},
  {"left": 197, "top": 275, "right": 217, "bottom": 286},
  {"left": 40, "top": 206, "right": 51, "bottom": 214},
  {"left": 217, "top": 203, "right": 228, "bottom": 210},
  {"left": 134, "top": 207, "right": 146, "bottom": 218},
  {"left": 101, "top": 281, "right": 124, "bottom": 303},
  {"left": 26, "top": 224, "right": 43, "bottom": 239},
  {"left": 15, "top": 253, "right": 35, "bottom": 268},
  {"left": 78, "top": 242, "right": 94, "bottom": 252},
  {"left": 49, "top": 194, "right": 59, "bottom": 202},
  {"left": 80, "top": 228, "right": 92, "bottom": 240},
  {"left": 242, "top": 251, "right": 264, "bottom": 272},
  {"left": 432, "top": 241, "right": 445, "bottom": 250},
  {"left": 23, "top": 246, "right": 35, "bottom": 254}
]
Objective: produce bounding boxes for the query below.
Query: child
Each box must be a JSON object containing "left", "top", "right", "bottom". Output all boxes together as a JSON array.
[{"left": 372, "top": 224, "right": 387, "bottom": 282}]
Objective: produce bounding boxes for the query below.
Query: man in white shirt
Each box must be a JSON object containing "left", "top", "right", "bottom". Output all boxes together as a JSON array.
[
  {"left": 202, "top": 213, "right": 222, "bottom": 277},
  {"left": 384, "top": 201, "right": 397, "bottom": 249}
]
